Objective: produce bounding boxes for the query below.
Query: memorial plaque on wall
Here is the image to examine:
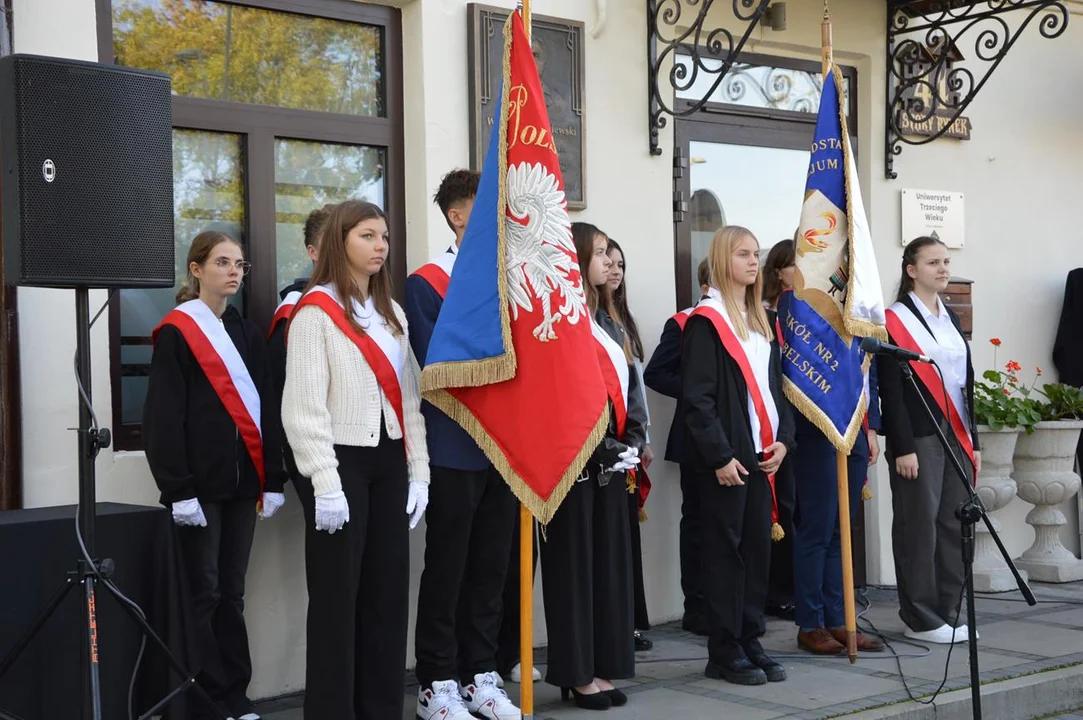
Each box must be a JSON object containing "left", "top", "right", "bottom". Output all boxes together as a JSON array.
[{"left": 468, "top": 4, "right": 586, "bottom": 210}]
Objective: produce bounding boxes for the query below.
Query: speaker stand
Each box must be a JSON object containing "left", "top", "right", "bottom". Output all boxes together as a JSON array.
[{"left": 0, "top": 287, "right": 226, "bottom": 720}]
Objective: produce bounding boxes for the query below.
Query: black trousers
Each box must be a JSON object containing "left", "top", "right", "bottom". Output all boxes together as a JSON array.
[
  {"left": 414, "top": 465, "right": 517, "bottom": 688},
  {"left": 697, "top": 467, "right": 772, "bottom": 664},
  {"left": 496, "top": 510, "right": 538, "bottom": 676},
  {"left": 766, "top": 458, "right": 796, "bottom": 608},
  {"left": 540, "top": 473, "right": 635, "bottom": 688},
  {"left": 627, "top": 489, "right": 650, "bottom": 631},
  {"left": 679, "top": 464, "right": 704, "bottom": 618},
  {"left": 296, "top": 438, "right": 410, "bottom": 720},
  {"left": 176, "top": 497, "right": 257, "bottom": 719}
]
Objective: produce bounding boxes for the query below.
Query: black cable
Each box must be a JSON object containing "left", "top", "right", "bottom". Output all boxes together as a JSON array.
[
  {"left": 860, "top": 581, "right": 967, "bottom": 704},
  {"left": 69, "top": 290, "right": 150, "bottom": 720}
]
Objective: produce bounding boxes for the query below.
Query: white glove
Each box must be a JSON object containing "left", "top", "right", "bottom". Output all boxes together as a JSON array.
[
  {"left": 405, "top": 481, "right": 429, "bottom": 530},
  {"left": 605, "top": 446, "right": 641, "bottom": 474},
  {"left": 172, "top": 498, "right": 207, "bottom": 527},
  {"left": 259, "top": 492, "right": 286, "bottom": 519},
  {"left": 314, "top": 490, "right": 350, "bottom": 534}
]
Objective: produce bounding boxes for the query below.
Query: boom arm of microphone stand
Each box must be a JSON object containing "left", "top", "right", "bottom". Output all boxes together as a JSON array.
[{"left": 895, "top": 360, "right": 1037, "bottom": 606}]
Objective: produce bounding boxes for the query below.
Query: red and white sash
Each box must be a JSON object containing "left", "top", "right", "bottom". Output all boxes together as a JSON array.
[
  {"left": 267, "top": 290, "right": 302, "bottom": 340},
  {"left": 885, "top": 302, "right": 976, "bottom": 476},
  {"left": 153, "top": 300, "right": 266, "bottom": 491},
  {"left": 411, "top": 246, "right": 457, "bottom": 299},
  {"left": 291, "top": 286, "right": 406, "bottom": 442},
  {"left": 692, "top": 296, "right": 782, "bottom": 525},
  {"left": 671, "top": 307, "right": 694, "bottom": 332},
  {"left": 592, "top": 319, "right": 630, "bottom": 439}
]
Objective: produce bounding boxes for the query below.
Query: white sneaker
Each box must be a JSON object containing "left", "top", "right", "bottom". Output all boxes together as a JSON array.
[
  {"left": 417, "top": 680, "right": 474, "bottom": 720},
  {"left": 508, "top": 662, "right": 541, "bottom": 683},
  {"left": 905, "top": 624, "right": 961, "bottom": 644},
  {"left": 952, "top": 624, "right": 979, "bottom": 642},
  {"left": 461, "top": 671, "right": 522, "bottom": 719}
]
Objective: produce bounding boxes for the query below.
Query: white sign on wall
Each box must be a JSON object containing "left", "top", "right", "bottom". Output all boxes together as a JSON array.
[{"left": 901, "top": 189, "right": 965, "bottom": 248}]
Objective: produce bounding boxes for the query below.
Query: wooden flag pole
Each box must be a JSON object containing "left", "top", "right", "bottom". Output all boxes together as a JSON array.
[
  {"left": 822, "top": 0, "right": 858, "bottom": 665},
  {"left": 836, "top": 451, "right": 858, "bottom": 663},
  {"left": 517, "top": 4, "right": 535, "bottom": 716}
]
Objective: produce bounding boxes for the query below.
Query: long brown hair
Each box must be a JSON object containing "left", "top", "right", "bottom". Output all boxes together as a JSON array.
[
  {"left": 606, "top": 239, "right": 644, "bottom": 362},
  {"left": 896, "top": 235, "right": 947, "bottom": 303},
  {"left": 762, "top": 239, "right": 795, "bottom": 309},
  {"left": 305, "top": 199, "right": 402, "bottom": 336},
  {"left": 708, "top": 226, "right": 771, "bottom": 340},
  {"left": 573, "top": 222, "right": 632, "bottom": 362},
  {"left": 176, "top": 230, "right": 243, "bottom": 304}
]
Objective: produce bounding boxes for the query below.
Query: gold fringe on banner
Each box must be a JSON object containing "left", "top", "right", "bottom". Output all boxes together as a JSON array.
[
  {"left": 426, "top": 387, "right": 608, "bottom": 524},
  {"left": 782, "top": 352, "right": 871, "bottom": 455}
]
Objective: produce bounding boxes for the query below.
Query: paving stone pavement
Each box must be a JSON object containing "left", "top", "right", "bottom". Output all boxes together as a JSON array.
[{"left": 256, "top": 583, "right": 1083, "bottom": 720}]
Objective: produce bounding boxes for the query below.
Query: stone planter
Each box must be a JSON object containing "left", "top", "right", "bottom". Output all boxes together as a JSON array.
[
  {"left": 1012, "top": 420, "right": 1083, "bottom": 583},
  {"left": 972, "top": 425, "right": 1027, "bottom": 592}
]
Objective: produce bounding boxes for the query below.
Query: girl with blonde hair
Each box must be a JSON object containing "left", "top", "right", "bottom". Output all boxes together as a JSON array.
[{"left": 681, "top": 225, "right": 794, "bottom": 686}]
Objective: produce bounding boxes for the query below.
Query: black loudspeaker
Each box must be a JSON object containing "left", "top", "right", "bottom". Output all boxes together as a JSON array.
[{"left": 0, "top": 54, "right": 175, "bottom": 288}]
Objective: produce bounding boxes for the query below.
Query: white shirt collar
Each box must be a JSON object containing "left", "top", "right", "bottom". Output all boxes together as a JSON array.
[
  {"left": 909, "top": 291, "right": 946, "bottom": 322},
  {"left": 707, "top": 287, "right": 722, "bottom": 302},
  {"left": 449, "top": 242, "right": 459, "bottom": 256}
]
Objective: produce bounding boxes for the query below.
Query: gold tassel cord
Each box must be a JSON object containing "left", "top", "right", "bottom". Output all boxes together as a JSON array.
[
  {"left": 862, "top": 484, "right": 873, "bottom": 502},
  {"left": 771, "top": 523, "right": 785, "bottom": 542}
]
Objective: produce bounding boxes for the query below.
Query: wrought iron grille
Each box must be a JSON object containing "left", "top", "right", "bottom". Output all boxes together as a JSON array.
[
  {"left": 647, "top": 0, "right": 771, "bottom": 155},
  {"left": 885, "top": 0, "right": 1069, "bottom": 179}
]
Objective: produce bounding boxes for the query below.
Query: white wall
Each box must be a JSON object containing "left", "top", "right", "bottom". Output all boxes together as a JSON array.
[{"left": 11, "top": 0, "right": 1083, "bottom": 702}]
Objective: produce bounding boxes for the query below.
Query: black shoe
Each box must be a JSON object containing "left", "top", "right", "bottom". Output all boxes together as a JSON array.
[
  {"left": 704, "top": 658, "right": 767, "bottom": 686},
  {"left": 560, "top": 687, "right": 613, "bottom": 710},
  {"left": 743, "top": 638, "right": 787, "bottom": 682},
  {"left": 682, "top": 613, "right": 709, "bottom": 636},
  {"left": 634, "top": 631, "right": 653, "bottom": 652},
  {"left": 765, "top": 603, "right": 796, "bottom": 621},
  {"left": 603, "top": 688, "right": 628, "bottom": 706}
]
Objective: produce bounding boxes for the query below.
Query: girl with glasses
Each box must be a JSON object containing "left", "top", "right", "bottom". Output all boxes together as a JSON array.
[{"left": 143, "top": 230, "right": 288, "bottom": 720}]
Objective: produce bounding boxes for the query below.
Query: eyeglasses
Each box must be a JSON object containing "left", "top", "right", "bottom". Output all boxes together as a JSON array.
[{"left": 211, "top": 258, "right": 252, "bottom": 275}]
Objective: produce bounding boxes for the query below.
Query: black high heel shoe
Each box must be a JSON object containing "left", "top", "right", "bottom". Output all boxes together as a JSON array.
[
  {"left": 560, "top": 687, "right": 613, "bottom": 710},
  {"left": 603, "top": 688, "right": 627, "bottom": 706}
]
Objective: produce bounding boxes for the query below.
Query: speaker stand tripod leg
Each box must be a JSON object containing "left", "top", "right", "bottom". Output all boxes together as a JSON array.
[
  {"left": 84, "top": 574, "right": 103, "bottom": 720},
  {"left": 96, "top": 577, "right": 227, "bottom": 720},
  {"left": 0, "top": 573, "right": 78, "bottom": 681}
]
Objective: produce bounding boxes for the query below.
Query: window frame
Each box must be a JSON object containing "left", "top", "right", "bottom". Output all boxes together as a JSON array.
[{"left": 97, "top": 0, "right": 406, "bottom": 450}]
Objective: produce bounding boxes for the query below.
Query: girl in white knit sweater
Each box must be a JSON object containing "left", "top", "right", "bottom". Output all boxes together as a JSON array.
[{"left": 281, "top": 199, "right": 430, "bottom": 720}]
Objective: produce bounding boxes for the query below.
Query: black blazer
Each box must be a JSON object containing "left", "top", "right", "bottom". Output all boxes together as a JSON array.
[
  {"left": 1053, "top": 268, "right": 1083, "bottom": 387},
  {"left": 144, "top": 305, "right": 288, "bottom": 505},
  {"left": 877, "top": 294, "right": 979, "bottom": 458},
  {"left": 597, "top": 308, "right": 648, "bottom": 451},
  {"left": 681, "top": 312, "right": 795, "bottom": 474},
  {"left": 643, "top": 315, "right": 687, "bottom": 463}
]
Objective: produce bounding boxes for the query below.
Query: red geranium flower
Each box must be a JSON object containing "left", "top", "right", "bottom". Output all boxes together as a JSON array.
[
  {"left": 991, "top": 338, "right": 1002, "bottom": 347},
  {"left": 1002, "top": 388, "right": 1011, "bottom": 396},
  {"left": 1006, "top": 361, "right": 1022, "bottom": 373},
  {"left": 1037, "top": 366, "right": 1043, "bottom": 375}
]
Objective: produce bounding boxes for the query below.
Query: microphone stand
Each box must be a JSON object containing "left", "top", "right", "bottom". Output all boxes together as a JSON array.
[{"left": 894, "top": 359, "right": 1035, "bottom": 720}]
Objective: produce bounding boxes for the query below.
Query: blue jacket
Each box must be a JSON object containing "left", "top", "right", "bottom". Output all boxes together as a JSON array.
[{"left": 404, "top": 261, "right": 491, "bottom": 471}]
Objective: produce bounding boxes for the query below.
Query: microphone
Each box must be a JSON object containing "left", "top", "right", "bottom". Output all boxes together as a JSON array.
[{"left": 860, "top": 336, "right": 933, "bottom": 364}]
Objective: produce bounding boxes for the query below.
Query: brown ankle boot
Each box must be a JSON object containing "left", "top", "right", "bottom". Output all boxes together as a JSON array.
[{"left": 797, "top": 627, "right": 845, "bottom": 655}]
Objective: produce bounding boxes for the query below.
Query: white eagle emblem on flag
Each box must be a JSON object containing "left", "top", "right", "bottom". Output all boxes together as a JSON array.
[{"left": 504, "top": 161, "right": 588, "bottom": 341}]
